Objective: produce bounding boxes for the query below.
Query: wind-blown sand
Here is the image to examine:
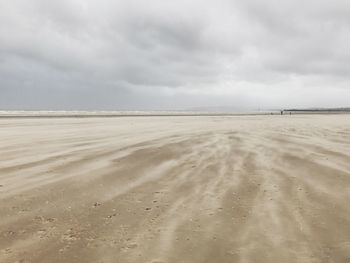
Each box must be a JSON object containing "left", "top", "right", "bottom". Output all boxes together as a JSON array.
[{"left": 1, "top": 115, "right": 350, "bottom": 263}]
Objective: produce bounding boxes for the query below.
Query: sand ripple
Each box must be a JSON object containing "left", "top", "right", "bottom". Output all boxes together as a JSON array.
[{"left": 0, "top": 115, "right": 350, "bottom": 262}]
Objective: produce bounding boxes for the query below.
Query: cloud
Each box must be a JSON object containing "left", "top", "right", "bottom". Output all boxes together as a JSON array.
[{"left": 1, "top": 0, "right": 350, "bottom": 109}]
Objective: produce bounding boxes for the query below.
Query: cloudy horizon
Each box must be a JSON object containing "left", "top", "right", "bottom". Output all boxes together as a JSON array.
[{"left": 1, "top": 0, "right": 350, "bottom": 110}]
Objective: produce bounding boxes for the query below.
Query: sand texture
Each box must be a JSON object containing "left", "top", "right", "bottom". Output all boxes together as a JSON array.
[{"left": 1, "top": 115, "right": 350, "bottom": 263}]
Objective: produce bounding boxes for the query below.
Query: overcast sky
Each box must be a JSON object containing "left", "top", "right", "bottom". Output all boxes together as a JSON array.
[{"left": 1, "top": 0, "right": 350, "bottom": 110}]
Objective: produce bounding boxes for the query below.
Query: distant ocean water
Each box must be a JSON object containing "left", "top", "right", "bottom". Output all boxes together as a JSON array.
[{"left": 0, "top": 110, "right": 280, "bottom": 117}]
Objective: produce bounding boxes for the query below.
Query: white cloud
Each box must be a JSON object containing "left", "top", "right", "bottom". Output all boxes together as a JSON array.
[{"left": 1, "top": 0, "right": 350, "bottom": 109}]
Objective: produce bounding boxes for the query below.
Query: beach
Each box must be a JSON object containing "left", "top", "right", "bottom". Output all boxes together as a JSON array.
[{"left": 1, "top": 115, "right": 350, "bottom": 263}]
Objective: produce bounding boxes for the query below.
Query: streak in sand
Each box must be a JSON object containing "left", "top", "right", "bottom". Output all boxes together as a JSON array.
[{"left": 0, "top": 115, "right": 350, "bottom": 263}]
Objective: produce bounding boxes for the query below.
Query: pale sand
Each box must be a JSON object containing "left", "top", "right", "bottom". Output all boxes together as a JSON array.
[{"left": 0, "top": 115, "right": 350, "bottom": 263}]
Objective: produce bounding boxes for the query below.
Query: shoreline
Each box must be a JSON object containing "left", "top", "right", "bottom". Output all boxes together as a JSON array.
[{"left": 1, "top": 111, "right": 350, "bottom": 118}]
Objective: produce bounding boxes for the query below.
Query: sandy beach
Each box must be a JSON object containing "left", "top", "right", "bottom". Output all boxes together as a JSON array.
[{"left": 1, "top": 115, "right": 350, "bottom": 263}]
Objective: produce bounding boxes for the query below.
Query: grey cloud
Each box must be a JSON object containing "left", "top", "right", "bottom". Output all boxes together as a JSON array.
[
  {"left": 0, "top": 0, "right": 350, "bottom": 110},
  {"left": 235, "top": 0, "right": 350, "bottom": 78}
]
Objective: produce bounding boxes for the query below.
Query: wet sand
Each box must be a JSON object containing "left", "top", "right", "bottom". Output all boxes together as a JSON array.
[{"left": 1, "top": 115, "right": 350, "bottom": 263}]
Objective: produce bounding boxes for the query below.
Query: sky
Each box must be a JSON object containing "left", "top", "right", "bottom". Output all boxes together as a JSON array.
[{"left": 1, "top": 0, "right": 350, "bottom": 110}]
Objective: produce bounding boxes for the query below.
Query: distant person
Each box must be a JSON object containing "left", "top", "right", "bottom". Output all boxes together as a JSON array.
[{"left": 280, "top": 110, "right": 283, "bottom": 115}]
